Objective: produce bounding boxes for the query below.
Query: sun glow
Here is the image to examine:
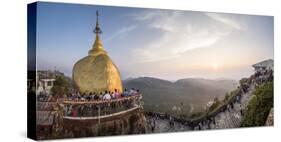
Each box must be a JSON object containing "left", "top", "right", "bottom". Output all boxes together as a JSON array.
[{"left": 211, "top": 63, "right": 219, "bottom": 71}]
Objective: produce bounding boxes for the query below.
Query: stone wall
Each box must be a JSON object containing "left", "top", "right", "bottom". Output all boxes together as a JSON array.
[{"left": 62, "top": 108, "right": 147, "bottom": 138}]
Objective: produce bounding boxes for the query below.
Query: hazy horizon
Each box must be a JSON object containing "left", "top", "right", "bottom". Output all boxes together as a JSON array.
[{"left": 36, "top": 2, "right": 274, "bottom": 81}]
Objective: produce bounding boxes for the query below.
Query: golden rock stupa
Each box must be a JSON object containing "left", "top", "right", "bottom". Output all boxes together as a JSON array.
[{"left": 73, "top": 11, "right": 123, "bottom": 94}]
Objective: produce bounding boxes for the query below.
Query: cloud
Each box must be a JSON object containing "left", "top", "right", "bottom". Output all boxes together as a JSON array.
[
  {"left": 205, "top": 13, "right": 244, "bottom": 30},
  {"left": 104, "top": 25, "right": 137, "bottom": 42},
  {"left": 134, "top": 10, "right": 183, "bottom": 32},
  {"left": 127, "top": 10, "right": 242, "bottom": 64}
]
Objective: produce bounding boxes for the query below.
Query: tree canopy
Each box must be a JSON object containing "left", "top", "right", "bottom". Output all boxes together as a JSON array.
[
  {"left": 241, "top": 81, "right": 273, "bottom": 127},
  {"left": 51, "top": 76, "right": 71, "bottom": 97}
]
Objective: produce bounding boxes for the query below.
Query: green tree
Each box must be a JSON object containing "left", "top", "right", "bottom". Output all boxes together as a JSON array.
[
  {"left": 51, "top": 76, "right": 71, "bottom": 97},
  {"left": 209, "top": 97, "right": 221, "bottom": 112},
  {"left": 239, "top": 78, "right": 248, "bottom": 86},
  {"left": 223, "top": 93, "right": 230, "bottom": 102},
  {"left": 241, "top": 81, "right": 273, "bottom": 127}
]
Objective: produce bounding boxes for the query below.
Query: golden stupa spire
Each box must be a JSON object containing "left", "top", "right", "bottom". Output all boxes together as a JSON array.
[
  {"left": 94, "top": 10, "right": 102, "bottom": 34},
  {"left": 73, "top": 10, "right": 123, "bottom": 94},
  {"left": 88, "top": 10, "right": 106, "bottom": 56}
]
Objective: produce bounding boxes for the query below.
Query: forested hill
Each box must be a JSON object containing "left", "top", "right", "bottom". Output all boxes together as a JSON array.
[{"left": 123, "top": 77, "right": 238, "bottom": 114}]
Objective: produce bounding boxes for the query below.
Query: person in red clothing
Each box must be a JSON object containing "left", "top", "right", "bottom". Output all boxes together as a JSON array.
[{"left": 72, "top": 105, "right": 78, "bottom": 117}]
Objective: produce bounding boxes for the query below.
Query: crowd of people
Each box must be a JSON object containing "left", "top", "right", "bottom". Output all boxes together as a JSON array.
[
  {"left": 146, "top": 112, "right": 177, "bottom": 132},
  {"left": 253, "top": 68, "right": 273, "bottom": 86},
  {"left": 193, "top": 67, "right": 273, "bottom": 130},
  {"left": 63, "top": 88, "right": 142, "bottom": 117},
  {"left": 37, "top": 87, "right": 142, "bottom": 118},
  {"left": 64, "top": 98, "right": 139, "bottom": 117},
  {"left": 66, "top": 88, "right": 140, "bottom": 102}
]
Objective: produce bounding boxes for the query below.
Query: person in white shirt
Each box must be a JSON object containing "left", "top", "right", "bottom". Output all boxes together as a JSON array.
[
  {"left": 103, "top": 91, "right": 111, "bottom": 100},
  {"left": 129, "top": 88, "right": 137, "bottom": 96},
  {"left": 80, "top": 96, "right": 85, "bottom": 101},
  {"left": 99, "top": 92, "right": 103, "bottom": 100},
  {"left": 91, "top": 93, "right": 96, "bottom": 100},
  {"left": 111, "top": 92, "right": 116, "bottom": 99}
]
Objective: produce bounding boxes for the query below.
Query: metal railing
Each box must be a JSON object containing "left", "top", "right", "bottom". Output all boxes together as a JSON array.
[{"left": 62, "top": 94, "right": 142, "bottom": 120}]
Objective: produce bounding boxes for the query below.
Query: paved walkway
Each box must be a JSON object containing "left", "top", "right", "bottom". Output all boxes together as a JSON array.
[
  {"left": 146, "top": 70, "right": 272, "bottom": 132},
  {"left": 147, "top": 84, "right": 255, "bottom": 132},
  {"left": 206, "top": 84, "right": 255, "bottom": 130},
  {"left": 146, "top": 116, "right": 191, "bottom": 133}
]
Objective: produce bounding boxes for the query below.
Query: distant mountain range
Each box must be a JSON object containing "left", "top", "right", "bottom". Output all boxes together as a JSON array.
[{"left": 123, "top": 77, "right": 238, "bottom": 115}]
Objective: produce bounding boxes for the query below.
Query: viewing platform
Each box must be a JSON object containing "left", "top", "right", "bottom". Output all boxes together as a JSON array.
[
  {"left": 62, "top": 94, "right": 143, "bottom": 122},
  {"left": 63, "top": 94, "right": 142, "bottom": 105}
]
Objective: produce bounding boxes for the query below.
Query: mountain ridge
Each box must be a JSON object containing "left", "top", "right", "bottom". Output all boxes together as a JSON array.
[{"left": 123, "top": 76, "right": 238, "bottom": 115}]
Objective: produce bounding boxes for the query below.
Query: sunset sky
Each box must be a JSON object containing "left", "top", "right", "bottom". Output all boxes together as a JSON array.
[{"left": 36, "top": 2, "right": 274, "bottom": 81}]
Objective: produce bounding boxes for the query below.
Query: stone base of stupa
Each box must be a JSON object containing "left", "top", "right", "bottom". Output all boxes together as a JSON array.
[{"left": 62, "top": 108, "right": 147, "bottom": 138}]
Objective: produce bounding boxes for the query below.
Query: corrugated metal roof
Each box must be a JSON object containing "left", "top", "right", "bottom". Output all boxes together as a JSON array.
[{"left": 252, "top": 59, "right": 273, "bottom": 68}]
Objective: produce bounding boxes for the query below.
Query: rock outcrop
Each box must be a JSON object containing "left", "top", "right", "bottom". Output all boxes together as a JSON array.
[{"left": 62, "top": 108, "right": 147, "bottom": 138}]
